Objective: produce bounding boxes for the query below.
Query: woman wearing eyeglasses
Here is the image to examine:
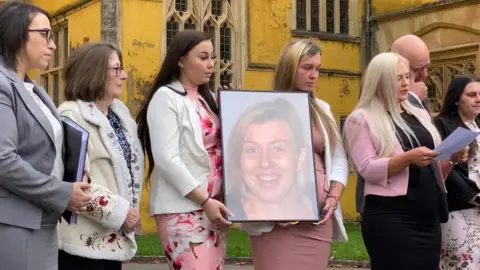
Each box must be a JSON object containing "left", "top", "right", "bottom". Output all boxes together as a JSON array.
[
  {"left": 57, "top": 42, "right": 144, "bottom": 270},
  {"left": 0, "top": 3, "right": 93, "bottom": 270}
]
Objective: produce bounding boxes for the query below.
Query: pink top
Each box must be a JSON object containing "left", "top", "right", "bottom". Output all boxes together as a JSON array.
[
  {"left": 344, "top": 108, "right": 446, "bottom": 197},
  {"left": 311, "top": 124, "right": 328, "bottom": 206},
  {"left": 184, "top": 85, "right": 222, "bottom": 198},
  {"left": 312, "top": 123, "right": 326, "bottom": 170}
]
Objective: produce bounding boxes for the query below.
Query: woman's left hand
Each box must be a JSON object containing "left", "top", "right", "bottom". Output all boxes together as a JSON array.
[
  {"left": 450, "top": 146, "right": 469, "bottom": 164},
  {"left": 317, "top": 196, "right": 338, "bottom": 224}
]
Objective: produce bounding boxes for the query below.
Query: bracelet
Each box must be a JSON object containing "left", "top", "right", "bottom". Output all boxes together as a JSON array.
[
  {"left": 448, "top": 160, "right": 458, "bottom": 165},
  {"left": 200, "top": 196, "right": 210, "bottom": 207},
  {"left": 327, "top": 194, "right": 340, "bottom": 202}
]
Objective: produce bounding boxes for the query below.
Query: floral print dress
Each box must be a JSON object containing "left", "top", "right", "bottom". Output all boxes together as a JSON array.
[
  {"left": 440, "top": 121, "right": 480, "bottom": 269},
  {"left": 155, "top": 94, "right": 227, "bottom": 270}
]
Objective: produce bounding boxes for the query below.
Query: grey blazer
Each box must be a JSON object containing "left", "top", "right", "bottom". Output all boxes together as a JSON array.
[{"left": 0, "top": 57, "right": 72, "bottom": 230}]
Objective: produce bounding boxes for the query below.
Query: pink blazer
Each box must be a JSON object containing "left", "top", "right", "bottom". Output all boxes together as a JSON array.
[{"left": 344, "top": 108, "right": 446, "bottom": 197}]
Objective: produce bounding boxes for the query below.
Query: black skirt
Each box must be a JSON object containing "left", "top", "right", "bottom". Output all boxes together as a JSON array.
[
  {"left": 362, "top": 169, "right": 441, "bottom": 270},
  {"left": 361, "top": 112, "right": 441, "bottom": 270}
]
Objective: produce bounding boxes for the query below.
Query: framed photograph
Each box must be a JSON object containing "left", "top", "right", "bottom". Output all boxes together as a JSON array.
[{"left": 219, "top": 90, "right": 319, "bottom": 222}]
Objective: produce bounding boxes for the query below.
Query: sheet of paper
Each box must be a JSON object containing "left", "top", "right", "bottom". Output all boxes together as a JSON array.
[{"left": 433, "top": 127, "right": 480, "bottom": 160}]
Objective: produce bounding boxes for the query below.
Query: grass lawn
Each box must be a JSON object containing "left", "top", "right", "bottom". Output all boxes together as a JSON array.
[{"left": 136, "top": 221, "right": 368, "bottom": 261}]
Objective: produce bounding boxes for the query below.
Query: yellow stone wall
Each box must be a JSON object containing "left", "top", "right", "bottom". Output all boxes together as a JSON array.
[
  {"left": 30, "top": 0, "right": 77, "bottom": 14},
  {"left": 120, "top": 0, "right": 164, "bottom": 233},
  {"left": 68, "top": 2, "right": 101, "bottom": 50},
  {"left": 371, "top": 0, "right": 441, "bottom": 15},
  {"left": 28, "top": 0, "right": 101, "bottom": 78}
]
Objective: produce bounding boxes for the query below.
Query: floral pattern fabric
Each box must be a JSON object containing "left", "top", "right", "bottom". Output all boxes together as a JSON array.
[
  {"left": 57, "top": 100, "right": 144, "bottom": 261},
  {"left": 155, "top": 95, "right": 226, "bottom": 270},
  {"left": 107, "top": 109, "right": 132, "bottom": 177},
  {"left": 440, "top": 208, "right": 480, "bottom": 269},
  {"left": 440, "top": 121, "right": 480, "bottom": 269},
  {"left": 86, "top": 102, "right": 143, "bottom": 210}
]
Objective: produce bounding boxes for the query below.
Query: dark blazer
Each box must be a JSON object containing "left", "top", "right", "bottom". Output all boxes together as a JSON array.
[
  {"left": 355, "top": 93, "right": 427, "bottom": 214},
  {"left": 433, "top": 114, "right": 479, "bottom": 212}
]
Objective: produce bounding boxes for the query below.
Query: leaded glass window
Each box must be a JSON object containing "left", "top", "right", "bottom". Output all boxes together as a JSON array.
[{"left": 165, "top": 0, "right": 239, "bottom": 91}]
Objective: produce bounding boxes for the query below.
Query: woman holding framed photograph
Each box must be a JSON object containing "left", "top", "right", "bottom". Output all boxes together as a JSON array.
[{"left": 240, "top": 39, "right": 349, "bottom": 270}]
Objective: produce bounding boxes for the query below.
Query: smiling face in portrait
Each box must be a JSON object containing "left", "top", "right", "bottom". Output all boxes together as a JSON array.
[
  {"left": 458, "top": 81, "right": 480, "bottom": 120},
  {"left": 293, "top": 53, "right": 321, "bottom": 92},
  {"left": 240, "top": 119, "right": 305, "bottom": 203},
  {"left": 178, "top": 40, "right": 215, "bottom": 86},
  {"left": 396, "top": 59, "right": 410, "bottom": 103}
]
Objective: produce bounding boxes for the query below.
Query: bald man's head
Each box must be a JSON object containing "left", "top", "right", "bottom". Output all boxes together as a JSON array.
[{"left": 391, "top": 34, "right": 430, "bottom": 82}]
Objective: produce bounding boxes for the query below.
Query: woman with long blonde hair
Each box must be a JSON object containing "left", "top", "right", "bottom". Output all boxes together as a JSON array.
[
  {"left": 343, "top": 52, "right": 467, "bottom": 269},
  {"left": 240, "top": 39, "right": 349, "bottom": 270}
]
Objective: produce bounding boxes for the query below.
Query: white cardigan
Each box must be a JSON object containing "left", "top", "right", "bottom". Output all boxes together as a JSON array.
[
  {"left": 148, "top": 81, "right": 212, "bottom": 215},
  {"left": 57, "top": 100, "right": 144, "bottom": 260},
  {"left": 240, "top": 99, "right": 349, "bottom": 242}
]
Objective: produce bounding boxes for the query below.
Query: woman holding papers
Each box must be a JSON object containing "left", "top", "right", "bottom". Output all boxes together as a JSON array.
[
  {"left": 136, "top": 30, "right": 231, "bottom": 270},
  {"left": 434, "top": 75, "right": 480, "bottom": 269},
  {"left": 240, "top": 39, "right": 349, "bottom": 270},
  {"left": 343, "top": 52, "right": 467, "bottom": 270},
  {"left": 0, "top": 3, "right": 92, "bottom": 269},
  {"left": 57, "top": 42, "right": 144, "bottom": 270}
]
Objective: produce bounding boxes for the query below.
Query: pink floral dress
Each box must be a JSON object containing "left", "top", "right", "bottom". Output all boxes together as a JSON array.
[{"left": 155, "top": 94, "right": 227, "bottom": 270}]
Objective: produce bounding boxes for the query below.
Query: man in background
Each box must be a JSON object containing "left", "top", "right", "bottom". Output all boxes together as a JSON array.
[
  {"left": 356, "top": 34, "right": 431, "bottom": 216},
  {"left": 392, "top": 34, "right": 431, "bottom": 111}
]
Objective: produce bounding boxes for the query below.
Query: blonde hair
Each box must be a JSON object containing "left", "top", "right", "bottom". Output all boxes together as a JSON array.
[
  {"left": 347, "top": 52, "right": 441, "bottom": 157},
  {"left": 273, "top": 39, "right": 337, "bottom": 153}
]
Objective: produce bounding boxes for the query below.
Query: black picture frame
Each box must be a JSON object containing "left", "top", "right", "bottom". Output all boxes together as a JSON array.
[{"left": 219, "top": 90, "right": 319, "bottom": 222}]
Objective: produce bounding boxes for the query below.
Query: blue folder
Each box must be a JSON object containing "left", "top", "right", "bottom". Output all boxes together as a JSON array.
[{"left": 60, "top": 116, "right": 89, "bottom": 224}]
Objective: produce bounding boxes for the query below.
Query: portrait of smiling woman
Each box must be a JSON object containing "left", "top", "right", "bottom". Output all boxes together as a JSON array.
[
  {"left": 0, "top": 2, "right": 92, "bottom": 270},
  {"left": 237, "top": 39, "right": 349, "bottom": 270},
  {"left": 224, "top": 96, "right": 318, "bottom": 221}
]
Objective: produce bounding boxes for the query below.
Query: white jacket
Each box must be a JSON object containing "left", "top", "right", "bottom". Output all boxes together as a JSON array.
[
  {"left": 148, "top": 80, "right": 212, "bottom": 215},
  {"left": 241, "top": 99, "right": 349, "bottom": 242},
  {"left": 57, "top": 99, "right": 145, "bottom": 260}
]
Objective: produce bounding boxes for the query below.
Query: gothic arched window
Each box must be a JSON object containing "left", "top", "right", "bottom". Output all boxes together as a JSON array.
[
  {"left": 165, "top": 0, "right": 241, "bottom": 91},
  {"left": 294, "top": 0, "right": 352, "bottom": 35}
]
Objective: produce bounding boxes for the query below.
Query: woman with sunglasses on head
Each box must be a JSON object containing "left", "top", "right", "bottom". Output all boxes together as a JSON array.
[
  {"left": 0, "top": 3, "right": 92, "bottom": 269},
  {"left": 136, "top": 30, "right": 232, "bottom": 270},
  {"left": 57, "top": 42, "right": 144, "bottom": 270}
]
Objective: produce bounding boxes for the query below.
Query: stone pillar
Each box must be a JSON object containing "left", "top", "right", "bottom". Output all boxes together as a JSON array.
[
  {"left": 101, "top": 0, "right": 121, "bottom": 45},
  {"left": 369, "top": 23, "right": 380, "bottom": 61}
]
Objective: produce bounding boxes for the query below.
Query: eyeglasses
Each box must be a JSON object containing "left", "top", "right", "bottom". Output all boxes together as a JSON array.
[
  {"left": 108, "top": 66, "right": 124, "bottom": 77},
  {"left": 28, "top": 29, "right": 55, "bottom": 43},
  {"left": 411, "top": 64, "right": 430, "bottom": 74}
]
